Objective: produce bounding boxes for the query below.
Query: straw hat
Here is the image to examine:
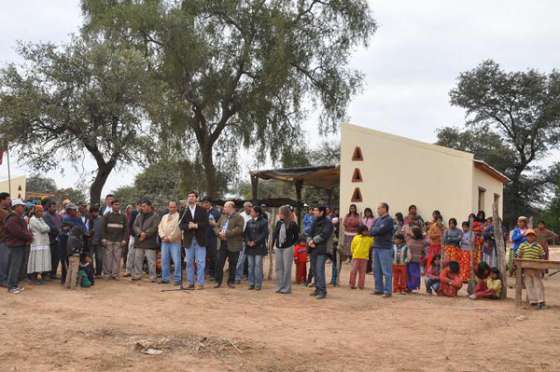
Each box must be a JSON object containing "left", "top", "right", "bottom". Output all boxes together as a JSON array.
[{"left": 524, "top": 229, "right": 536, "bottom": 237}]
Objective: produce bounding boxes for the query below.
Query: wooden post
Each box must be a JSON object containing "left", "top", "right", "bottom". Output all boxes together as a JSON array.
[
  {"left": 467, "top": 216, "right": 476, "bottom": 295},
  {"left": 515, "top": 260, "right": 523, "bottom": 306},
  {"left": 492, "top": 202, "right": 507, "bottom": 299},
  {"left": 250, "top": 175, "right": 259, "bottom": 203},
  {"left": 295, "top": 180, "right": 303, "bottom": 230}
]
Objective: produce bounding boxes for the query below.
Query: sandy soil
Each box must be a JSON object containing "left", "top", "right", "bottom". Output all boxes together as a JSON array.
[{"left": 1, "top": 249, "right": 560, "bottom": 372}]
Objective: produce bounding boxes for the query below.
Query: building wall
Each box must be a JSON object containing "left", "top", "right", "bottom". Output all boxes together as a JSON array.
[
  {"left": 471, "top": 167, "right": 504, "bottom": 218},
  {"left": 340, "top": 123, "right": 475, "bottom": 222},
  {"left": 0, "top": 176, "right": 26, "bottom": 200}
]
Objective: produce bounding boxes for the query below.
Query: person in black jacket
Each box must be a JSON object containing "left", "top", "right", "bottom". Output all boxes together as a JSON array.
[
  {"left": 180, "top": 191, "right": 209, "bottom": 289},
  {"left": 65, "top": 225, "right": 83, "bottom": 289},
  {"left": 272, "top": 205, "right": 299, "bottom": 294},
  {"left": 244, "top": 206, "right": 269, "bottom": 290},
  {"left": 307, "top": 206, "right": 334, "bottom": 299}
]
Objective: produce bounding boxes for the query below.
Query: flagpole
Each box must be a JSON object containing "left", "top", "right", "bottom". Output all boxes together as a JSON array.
[{"left": 6, "top": 145, "right": 12, "bottom": 196}]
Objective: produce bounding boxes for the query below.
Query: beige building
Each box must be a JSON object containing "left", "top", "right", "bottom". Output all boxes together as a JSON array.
[
  {"left": 340, "top": 123, "right": 508, "bottom": 222},
  {"left": 0, "top": 175, "right": 26, "bottom": 200}
]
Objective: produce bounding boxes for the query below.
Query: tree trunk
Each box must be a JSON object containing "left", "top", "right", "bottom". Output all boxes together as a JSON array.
[
  {"left": 90, "top": 162, "right": 115, "bottom": 206},
  {"left": 201, "top": 145, "right": 218, "bottom": 198}
]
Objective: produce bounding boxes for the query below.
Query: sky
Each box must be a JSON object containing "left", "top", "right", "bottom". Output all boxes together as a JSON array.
[{"left": 1, "top": 0, "right": 559, "bottom": 198}]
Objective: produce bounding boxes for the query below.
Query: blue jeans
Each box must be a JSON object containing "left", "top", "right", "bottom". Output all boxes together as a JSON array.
[
  {"left": 373, "top": 248, "right": 393, "bottom": 294},
  {"left": 161, "top": 242, "right": 181, "bottom": 283},
  {"left": 186, "top": 238, "right": 206, "bottom": 285},
  {"left": 247, "top": 255, "right": 264, "bottom": 288},
  {"left": 315, "top": 254, "right": 328, "bottom": 295},
  {"left": 235, "top": 244, "right": 246, "bottom": 281}
]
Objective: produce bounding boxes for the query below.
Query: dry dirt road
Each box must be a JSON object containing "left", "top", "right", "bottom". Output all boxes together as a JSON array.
[{"left": 1, "top": 250, "right": 559, "bottom": 372}]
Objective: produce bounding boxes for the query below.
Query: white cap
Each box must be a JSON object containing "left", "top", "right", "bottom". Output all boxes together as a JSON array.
[{"left": 11, "top": 199, "right": 25, "bottom": 207}]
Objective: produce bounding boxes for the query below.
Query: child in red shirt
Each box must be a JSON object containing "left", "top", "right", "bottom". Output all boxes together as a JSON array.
[
  {"left": 293, "top": 237, "right": 308, "bottom": 285},
  {"left": 438, "top": 261, "right": 463, "bottom": 297}
]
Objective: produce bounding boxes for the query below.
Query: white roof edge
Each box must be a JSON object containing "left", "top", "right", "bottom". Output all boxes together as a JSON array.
[{"left": 342, "top": 123, "right": 474, "bottom": 160}]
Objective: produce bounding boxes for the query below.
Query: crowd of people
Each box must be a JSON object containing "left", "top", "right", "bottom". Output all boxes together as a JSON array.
[{"left": 0, "top": 191, "right": 555, "bottom": 308}]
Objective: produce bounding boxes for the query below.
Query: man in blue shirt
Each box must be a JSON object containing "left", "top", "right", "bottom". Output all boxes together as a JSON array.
[{"left": 370, "top": 202, "right": 394, "bottom": 297}]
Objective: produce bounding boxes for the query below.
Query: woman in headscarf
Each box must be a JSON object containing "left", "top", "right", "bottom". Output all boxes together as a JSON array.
[{"left": 27, "top": 205, "right": 51, "bottom": 283}]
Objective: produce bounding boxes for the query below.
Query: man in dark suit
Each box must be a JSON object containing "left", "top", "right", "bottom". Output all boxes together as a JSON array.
[
  {"left": 213, "top": 201, "right": 245, "bottom": 288},
  {"left": 180, "top": 191, "right": 209, "bottom": 289}
]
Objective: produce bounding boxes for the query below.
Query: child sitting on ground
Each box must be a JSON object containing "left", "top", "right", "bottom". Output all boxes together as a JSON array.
[
  {"left": 294, "top": 237, "right": 308, "bottom": 285},
  {"left": 349, "top": 225, "right": 373, "bottom": 289},
  {"left": 469, "top": 267, "right": 502, "bottom": 300},
  {"left": 392, "top": 233, "right": 409, "bottom": 294},
  {"left": 425, "top": 255, "right": 441, "bottom": 295},
  {"left": 438, "top": 260, "right": 463, "bottom": 297},
  {"left": 518, "top": 229, "right": 546, "bottom": 310}
]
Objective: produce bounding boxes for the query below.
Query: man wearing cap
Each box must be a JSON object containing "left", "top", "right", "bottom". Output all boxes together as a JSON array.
[
  {"left": 100, "top": 199, "right": 128, "bottom": 279},
  {"left": 0, "top": 192, "right": 12, "bottom": 286},
  {"left": 4, "top": 199, "right": 33, "bottom": 294}
]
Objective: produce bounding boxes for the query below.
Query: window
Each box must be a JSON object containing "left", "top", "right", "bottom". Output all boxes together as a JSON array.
[
  {"left": 351, "top": 187, "right": 363, "bottom": 203},
  {"left": 494, "top": 193, "right": 500, "bottom": 208},
  {"left": 18, "top": 185, "right": 22, "bottom": 191},
  {"left": 352, "top": 168, "right": 363, "bottom": 182},
  {"left": 478, "top": 187, "right": 486, "bottom": 211},
  {"left": 352, "top": 146, "right": 363, "bottom": 161}
]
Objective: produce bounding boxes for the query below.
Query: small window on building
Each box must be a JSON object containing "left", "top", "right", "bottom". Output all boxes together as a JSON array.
[
  {"left": 478, "top": 187, "right": 486, "bottom": 212},
  {"left": 352, "top": 146, "right": 363, "bottom": 161},
  {"left": 18, "top": 185, "right": 22, "bottom": 191},
  {"left": 351, "top": 187, "right": 363, "bottom": 203},
  {"left": 352, "top": 168, "right": 363, "bottom": 183}
]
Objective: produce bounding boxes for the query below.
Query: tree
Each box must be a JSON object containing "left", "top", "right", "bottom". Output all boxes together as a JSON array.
[
  {"left": 0, "top": 37, "right": 155, "bottom": 204},
  {"left": 26, "top": 175, "right": 58, "bottom": 193},
  {"left": 449, "top": 60, "right": 560, "bottom": 221},
  {"left": 436, "top": 126, "right": 549, "bottom": 224},
  {"left": 82, "top": 0, "right": 376, "bottom": 197}
]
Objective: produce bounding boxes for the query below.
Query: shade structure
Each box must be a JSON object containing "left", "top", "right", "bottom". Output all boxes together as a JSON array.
[{"left": 249, "top": 165, "right": 340, "bottom": 189}]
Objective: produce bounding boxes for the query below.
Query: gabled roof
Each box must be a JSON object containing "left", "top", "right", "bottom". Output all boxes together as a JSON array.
[{"left": 473, "top": 159, "right": 510, "bottom": 184}]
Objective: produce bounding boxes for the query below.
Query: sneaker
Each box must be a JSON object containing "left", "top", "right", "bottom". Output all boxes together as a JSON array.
[
  {"left": 248, "top": 286, "right": 255, "bottom": 290},
  {"left": 8, "top": 288, "right": 22, "bottom": 294},
  {"left": 214, "top": 283, "right": 222, "bottom": 288},
  {"left": 255, "top": 287, "right": 262, "bottom": 291},
  {"left": 383, "top": 293, "right": 392, "bottom": 298},
  {"left": 316, "top": 293, "right": 327, "bottom": 300}
]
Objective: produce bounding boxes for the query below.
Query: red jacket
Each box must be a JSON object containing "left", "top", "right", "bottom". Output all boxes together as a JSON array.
[
  {"left": 293, "top": 244, "right": 308, "bottom": 264},
  {"left": 4, "top": 214, "right": 33, "bottom": 248},
  {"left": 438, "top": 267, "right": 463, "bottom": 297}
]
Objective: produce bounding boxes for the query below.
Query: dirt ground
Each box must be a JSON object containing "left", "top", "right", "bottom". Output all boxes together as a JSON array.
[{"left": 1, "top": 249, "right": 560, "bottom": 372}]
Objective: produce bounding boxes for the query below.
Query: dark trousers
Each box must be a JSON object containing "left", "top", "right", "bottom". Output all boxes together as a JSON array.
[
  {"left": 215, "top": 247, "right": 239, "bottom": 285},
  {"left": 50, "top": 241, "right": 61, "bottom": 278},
  {"left": 92, "top": 244, "right": 103, "bottom": 276},
  {"left": 307, "top": 253, "right": 316, "bottom": 284},
  {"left": 7, "top": 246, "right": 26, "bottom": 289},
  {"left": 206, "top": 238, "right": 218, "bottom": 277},
  {"left": 18, "top": 245, "right": 30, "bottom": 281},
  {"left": 314, "top": 253, "right": 328, "bottom": 295},
  {"left": 0, "top": 241, "right": 9, "bottom": 284}
]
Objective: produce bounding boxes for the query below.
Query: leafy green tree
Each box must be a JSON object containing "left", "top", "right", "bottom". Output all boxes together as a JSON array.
[
  {"left": 82, "top": 0, "right": 376, "bottom": 197},
  {"left": 26, "top": 175, "right": 58, "bottom": 193},
  {"left": 0, "top": 37, "right": 155, "bottom": 205},
  {"left": 449, "top": 60, "right": 560, "bottom": 222}
]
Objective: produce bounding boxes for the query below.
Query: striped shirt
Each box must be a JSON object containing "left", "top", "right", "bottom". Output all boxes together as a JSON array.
[{"left": 517, "top": 241, "right": 544, "bottom": 260}]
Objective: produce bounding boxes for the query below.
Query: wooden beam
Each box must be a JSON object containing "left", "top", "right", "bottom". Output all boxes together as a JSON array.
[
  {"left": 513, "top": 259, "right": 560, "bottom": 306},
  {"left": 250, "top": 175, "right": 259, "bottom": 202},
  {"left": 295, "top": 180, "right": 303, "bottom": 230}
]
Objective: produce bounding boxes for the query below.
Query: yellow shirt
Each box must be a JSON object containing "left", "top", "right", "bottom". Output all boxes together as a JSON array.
[
  {"left": 351, "top": 234, "right": 373, "bottom": 260},
  {"left": 486, "top": 277, "right": 502, "bottom": 296}
]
